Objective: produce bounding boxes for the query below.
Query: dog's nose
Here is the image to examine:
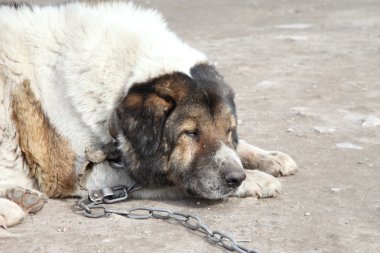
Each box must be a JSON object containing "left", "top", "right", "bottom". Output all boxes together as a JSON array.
[{"left": 224, "top": 169, "right": 246, "bottom": 187}]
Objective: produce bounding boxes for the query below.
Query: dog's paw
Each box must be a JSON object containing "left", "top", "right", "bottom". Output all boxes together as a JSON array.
[
  {"left": 258, "top": 150, "right": 297, "bottom": 176},
  {"left": 0, "top": 198, "right": 26, "bottom": 228},
  {"left": 234, "top": 170, "right": 282, "bottom": 198},
  {"left": 237, "top": 140, "right": 297, "bottom": 176},
  {"left": 6, "top": 187, "right": 47, "bottom": 213}
]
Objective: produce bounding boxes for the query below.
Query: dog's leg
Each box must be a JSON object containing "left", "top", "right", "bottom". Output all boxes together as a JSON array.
[
  {"left": 0, "top": 127, "right": 47, "bottom": 230},
  {"left": 233, "top": 170, "right": 282, "bottom": 198},
  {"left": 237, "top": 140, "right": 297, "bottom": 176},
  {"left": 0, "top": 186, "right": 47, "bottom": 237},
  {"left": 0, "top": 198, "right": 26, "bottom": 229}
]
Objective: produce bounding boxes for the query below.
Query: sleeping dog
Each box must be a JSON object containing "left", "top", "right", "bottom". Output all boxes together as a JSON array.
[{"left": 0, "top": 2, "right": 297, "bottom": 229}]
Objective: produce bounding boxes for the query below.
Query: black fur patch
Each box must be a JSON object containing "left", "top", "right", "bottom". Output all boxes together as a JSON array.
[
  {"left": 116, "top": 85, "right": 170, "bottom": 157},
  {"left": 190, "top": 63, "right": 236, "bottom": 115}
]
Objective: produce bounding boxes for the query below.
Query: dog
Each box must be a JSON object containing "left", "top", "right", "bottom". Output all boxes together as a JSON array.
[{"left": 0, "top": 2, "right": 297, "bottom": 231}]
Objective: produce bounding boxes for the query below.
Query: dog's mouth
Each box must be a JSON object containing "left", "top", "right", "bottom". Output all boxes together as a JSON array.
[
  {"left": 186, "top": 188, "right": 235, "bottom": 200},
  {"left": 184, "top": 180, "right": 238, "bottom": 200}
]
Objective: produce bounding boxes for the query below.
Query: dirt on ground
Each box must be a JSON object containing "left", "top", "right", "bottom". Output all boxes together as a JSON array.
[{"left": 1, "top": 0, "right": 379, "bottom": 252}]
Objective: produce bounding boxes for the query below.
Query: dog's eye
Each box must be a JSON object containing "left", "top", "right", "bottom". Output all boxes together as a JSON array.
[{"left": 184, "top": 130, "right": 199, "bottom": 140}]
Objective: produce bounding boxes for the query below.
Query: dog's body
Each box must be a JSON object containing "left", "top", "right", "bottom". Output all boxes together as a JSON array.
[{"left": 0, "top": 2, "right": 297, "bottom": 231}]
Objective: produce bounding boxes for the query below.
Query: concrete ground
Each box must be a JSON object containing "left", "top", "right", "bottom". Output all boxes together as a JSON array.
[{"left": 1, "top": 0, "right": 379, "bottom": 252}]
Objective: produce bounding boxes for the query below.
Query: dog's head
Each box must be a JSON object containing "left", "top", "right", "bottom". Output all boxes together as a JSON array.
[{"left": 109, "top": 63, "right": 246, "bottom": 199}]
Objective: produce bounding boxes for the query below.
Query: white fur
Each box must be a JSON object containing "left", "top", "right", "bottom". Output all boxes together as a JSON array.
[
  {"left": 0, "top": 198, "right": 26, "bottom": 229},
  {"left": 83, "top": 162, "right": 135, "bottom": 196},
  {"left": 0, "top": 129, "right": 36, "bottom": 193},
  {"left": 0, "top": 89, "right": 32, "bottom": 232},
  {"left": 0, "top": 2, "right": 206, "bottom": 154},
  {"left": 214, "top": 143, "right": 243, "bottom": 167},
  {"left": 234, "top": 170, "right": 282, "bottom": 198}
]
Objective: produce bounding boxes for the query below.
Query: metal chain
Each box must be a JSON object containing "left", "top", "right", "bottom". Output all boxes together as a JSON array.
[{"left": 77, "top": 185, "right": 259, "bottom": 253}]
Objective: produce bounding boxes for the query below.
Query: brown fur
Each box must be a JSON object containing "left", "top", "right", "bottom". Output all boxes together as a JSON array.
[{"left": 11, "top": 80, "right": 76, "bottom": 197}]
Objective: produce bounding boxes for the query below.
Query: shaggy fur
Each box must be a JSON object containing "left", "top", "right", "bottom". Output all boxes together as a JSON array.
[{"left": 0, "top": 2, "right": 297, "bottom": 233}]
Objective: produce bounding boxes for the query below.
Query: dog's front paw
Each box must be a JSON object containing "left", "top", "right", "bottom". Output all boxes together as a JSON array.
[
  {"left": 6, "top": 187, "right": 47, "bottom": 213},
  {"left": 234, "top": 170, "right": 282, "bottom": 198},
  {"left": 0, "top": 198, "right": 26, "bottom": 228},
  {"left": 237, "top": 140, "right": 297, "bottom": 176},
  {"left": 258, "top": 150, "right": 297, "bottom": 176}
]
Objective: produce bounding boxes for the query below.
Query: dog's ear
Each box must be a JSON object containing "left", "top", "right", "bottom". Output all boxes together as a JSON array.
[
  {"left": 190, "top": 63, "right": 224, "bottom": 83},
  {"left": 112, "top": 73, "right": 190, "bottom": 157},
  {"left": 190, "top": 63, "right": 235, "bottom": 99}
]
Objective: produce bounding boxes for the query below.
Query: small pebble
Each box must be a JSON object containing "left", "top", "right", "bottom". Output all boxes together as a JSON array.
[
  {"left": 358, "top": 161, "right": 374, "bottom": 167},
  {"left": 196, "top": 201, "right": 200, "bottom": 205},
  {"left": 287, "top": 127, "right": 294, "bottom": 132},
  {"left": 313, "top": 126, "right": 336, "bottom": 134},
  {"left": 304, "top": 212, "right": 311, "bottom": 216},
  {"left": 275, "top": 35, "right": 309, "bottom": 41},
  {"left": 336, "top": 142, "right": 363, "bottom": 150},
  {"left": 361, "top": 115, "right": 380, "bottom": 127},
  {"left": 331, "top": 188, "right": 341, "bottom": 192},
  {"left": 275, "top": 23, "right": 312, "bottom": 29}
]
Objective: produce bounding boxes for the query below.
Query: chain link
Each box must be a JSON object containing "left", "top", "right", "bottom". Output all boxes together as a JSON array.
[{"left": 77, "top": 186, "right": 259, "bottom": 253}]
